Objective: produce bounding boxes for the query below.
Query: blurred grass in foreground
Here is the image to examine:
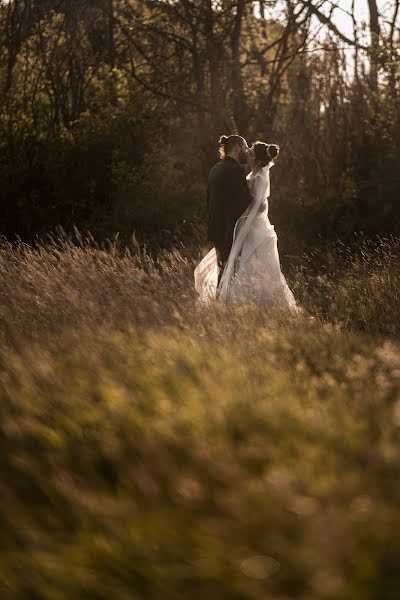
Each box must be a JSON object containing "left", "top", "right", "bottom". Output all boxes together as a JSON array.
[{"left": 1, "top": 234, "right": 400, "bottom": 599}]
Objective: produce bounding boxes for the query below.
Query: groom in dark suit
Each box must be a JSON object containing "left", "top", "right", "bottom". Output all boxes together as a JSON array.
[{"left": 207, "top": 134, "right": 253, "bottom": 285}]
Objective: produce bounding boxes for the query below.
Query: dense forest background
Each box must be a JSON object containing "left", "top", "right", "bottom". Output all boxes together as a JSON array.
[{"left": 0, "top": 0, "right": 399, "bottom": 248}]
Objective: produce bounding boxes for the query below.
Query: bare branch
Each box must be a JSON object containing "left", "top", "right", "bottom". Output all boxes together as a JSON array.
[{"left": 300, "top": 0, "right": 368, "bottom": 49}]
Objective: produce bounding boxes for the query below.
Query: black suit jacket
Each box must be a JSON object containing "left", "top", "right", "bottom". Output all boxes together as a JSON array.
[{"left": 207, "top": 156, "right": 253, "bottom": 242}]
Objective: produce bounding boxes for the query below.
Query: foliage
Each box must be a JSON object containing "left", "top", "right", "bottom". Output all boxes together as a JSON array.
[{"left": 0, "top": 1, "right": 399, "bottom": 244}]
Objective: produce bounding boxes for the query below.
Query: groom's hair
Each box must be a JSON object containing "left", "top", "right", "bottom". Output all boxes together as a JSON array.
[{"left": 218, "top": 134, "right": 246, "bottom": 158}]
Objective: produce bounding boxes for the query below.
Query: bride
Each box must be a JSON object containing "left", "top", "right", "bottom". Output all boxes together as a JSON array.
[{"left": 194, "top": 141, "right": 299, "bottom": 311}]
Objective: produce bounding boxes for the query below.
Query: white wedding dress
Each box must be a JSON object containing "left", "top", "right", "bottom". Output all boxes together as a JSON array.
[{"left": 194, "top": 163, "right": 299, "bottom": 311}]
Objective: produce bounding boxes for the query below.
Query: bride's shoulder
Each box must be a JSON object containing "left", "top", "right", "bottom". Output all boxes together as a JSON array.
[
  {"left": 247, "top": 169, "right": 265, "bottom": 180},
  {"left": 247, "top": 167, "right": 271, "bottom": 187},
  {"left": 253, "top": 169, "right": 268, "bottom": 184},
  {"left": 260, "top": 165, "right": 271, "bottom": 176}
]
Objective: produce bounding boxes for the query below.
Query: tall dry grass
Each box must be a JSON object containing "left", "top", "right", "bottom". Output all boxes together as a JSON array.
[
  {"left": 1, "top": 233, "right": 400, "bottom": 599},
  {"left": 1, "top": 233, "right": 399, "bottom": 345}
]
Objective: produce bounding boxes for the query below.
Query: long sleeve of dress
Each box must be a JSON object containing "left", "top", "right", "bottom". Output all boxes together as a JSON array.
[{"left": 248, "top": 171, "right": 270, "bottom": 213}]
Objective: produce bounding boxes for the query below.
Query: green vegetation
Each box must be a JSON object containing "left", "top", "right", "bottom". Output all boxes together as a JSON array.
[{"left": 1, "top": 236, "right": 400, "bottom": 599}]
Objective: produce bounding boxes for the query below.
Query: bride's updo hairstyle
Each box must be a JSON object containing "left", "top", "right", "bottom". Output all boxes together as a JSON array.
[
  {"left": 253, "top": 142, "right": 279, "bottom": 167},
  {"left": 218, "top": 134, "right": 246, "bottom": 158}
]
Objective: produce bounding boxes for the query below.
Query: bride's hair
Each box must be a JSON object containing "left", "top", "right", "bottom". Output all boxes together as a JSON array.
[
  {"left": 218, "top": 134, "right": 246, "bottom": 158},
  {"left": 253, "top": 142, "right": 279, "bottom": 167}
]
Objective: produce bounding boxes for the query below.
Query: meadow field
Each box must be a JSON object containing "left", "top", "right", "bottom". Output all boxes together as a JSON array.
[{"left": 1, "top": 233, "right": 400, "bottom": 599}]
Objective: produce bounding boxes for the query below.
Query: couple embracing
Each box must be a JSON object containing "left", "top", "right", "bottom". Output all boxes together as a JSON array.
[{"left": 194, "top": 134, "right": 298, "bottom": 312}]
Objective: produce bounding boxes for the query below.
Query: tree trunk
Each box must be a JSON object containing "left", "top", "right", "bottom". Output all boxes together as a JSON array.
[
  {"left": 204, "top": 0, "right": 222, "bottom": 130},
  {"left": 366, "top": 0, "right": 380, "bottom": 90},
  {"left": 231, "top": 0, "right": 247, "bottom": 132}
]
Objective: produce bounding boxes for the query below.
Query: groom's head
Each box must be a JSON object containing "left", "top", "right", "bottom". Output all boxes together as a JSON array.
[{"left": 218, "top": 134, "right": 248, "bottom": 164}]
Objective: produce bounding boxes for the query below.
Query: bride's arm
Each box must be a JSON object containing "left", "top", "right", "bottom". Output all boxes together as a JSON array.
[{"left": 248, "top": 172, "right": 268, "bottom": 213}]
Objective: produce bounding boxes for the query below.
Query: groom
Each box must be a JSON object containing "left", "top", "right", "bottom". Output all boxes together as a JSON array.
[{"left": 207, "top": 134, "right": 253, "bottom": 285}]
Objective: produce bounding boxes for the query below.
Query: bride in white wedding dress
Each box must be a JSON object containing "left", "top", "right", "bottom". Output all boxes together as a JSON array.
[{"left": 194, "top": 141, "right": 299, "bottom": 311}]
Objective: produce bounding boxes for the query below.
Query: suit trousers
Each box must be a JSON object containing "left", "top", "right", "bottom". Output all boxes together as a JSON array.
[{"left": 214, "top": 241, "right": 232, "bottom": 286}]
